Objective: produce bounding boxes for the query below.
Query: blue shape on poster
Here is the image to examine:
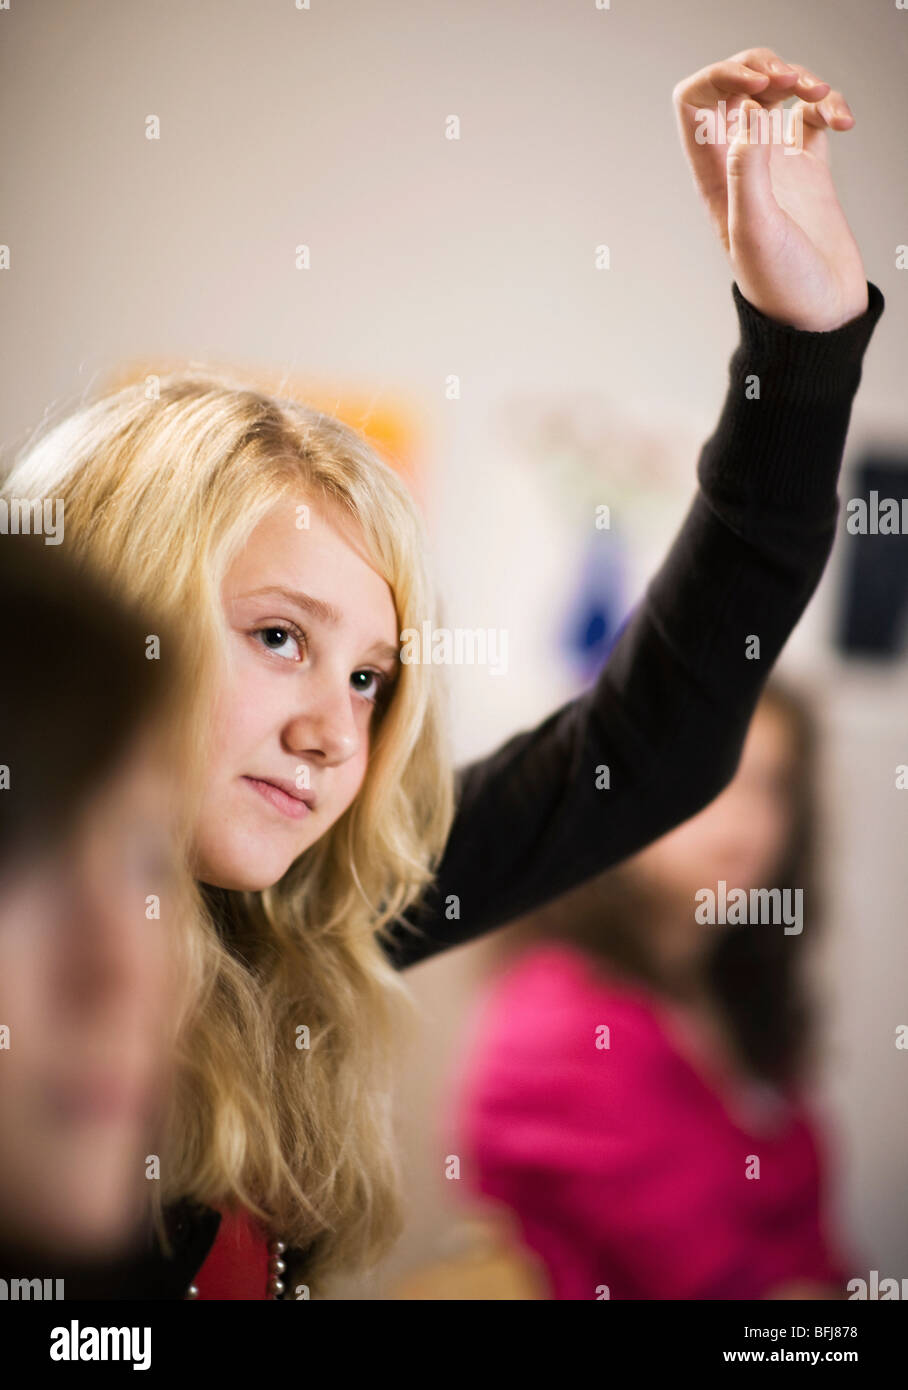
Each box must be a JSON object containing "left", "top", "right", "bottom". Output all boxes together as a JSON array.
[{"left": 561, "top": 529, "right": 630, "bottom": 683}]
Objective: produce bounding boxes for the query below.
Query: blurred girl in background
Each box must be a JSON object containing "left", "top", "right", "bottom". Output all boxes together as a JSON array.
[{"left": 452, "top": 684, "right": 854, "bottom": 1300}]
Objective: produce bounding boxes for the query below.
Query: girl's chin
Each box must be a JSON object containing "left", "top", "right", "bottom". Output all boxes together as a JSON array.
[
  {"left": 191, "top": 850, "right": 295, "bottom": 893},
  {"left": 191, "top": 831, "right": 301, "bottom": 892},
  {"left": 197, "top": 865, "right": 292, "bottom": 892}
]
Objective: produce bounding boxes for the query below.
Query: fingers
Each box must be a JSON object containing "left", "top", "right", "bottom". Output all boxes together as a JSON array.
[
  {"left": 725, "top": 99, "right": 795, "bottom": 276},
  {"left": 674, "top": 47, "right": 847, "bottom": 118},
  {"left": 728, "top": 48, "right": 832, "bottom": 106},
  {"left": 787, "top": 67, "right": 832, "bottom": 102},
  {"left": 674, "top": 60, "right": 772, "bottom": 110},
  {"left": 790, "top": 90, "right": 855, "bottom": 130},
  {"left": 726, "top": 100, "right": 776, "bottom": 233}
]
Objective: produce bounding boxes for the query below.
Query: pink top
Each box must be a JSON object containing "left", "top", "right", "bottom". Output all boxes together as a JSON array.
[{"left": 450, "top": 942, "right": 854, "bottom": 1300}]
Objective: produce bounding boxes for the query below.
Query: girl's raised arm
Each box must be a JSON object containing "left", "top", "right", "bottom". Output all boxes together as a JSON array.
[{"left": 383, "top": 49, "right": 884, "bottom": 970}]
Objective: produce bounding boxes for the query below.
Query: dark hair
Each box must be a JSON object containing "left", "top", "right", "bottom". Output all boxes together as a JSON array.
[
  {"left": 0, "top": 533, "right": 175, "bottom": 860},
  {"left": 495, "top": 681, "right": 819, "bottom": 1087},
  {"left": 705, "top": 682, "right": 818, "bottom": 1085}
]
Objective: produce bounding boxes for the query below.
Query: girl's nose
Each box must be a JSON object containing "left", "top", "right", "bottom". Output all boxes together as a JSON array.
[{"left": 282, "top": 680, "right": 361, "bottom": 765}]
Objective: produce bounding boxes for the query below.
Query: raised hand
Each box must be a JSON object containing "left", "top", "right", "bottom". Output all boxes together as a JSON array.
[{"left": 673, "top": 47, "right": 869, "bottom": 331}]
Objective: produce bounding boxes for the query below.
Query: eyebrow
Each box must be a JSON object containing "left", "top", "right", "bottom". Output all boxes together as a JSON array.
[{"left": 241, "top": 585, "right": 401, "bottom": 667}]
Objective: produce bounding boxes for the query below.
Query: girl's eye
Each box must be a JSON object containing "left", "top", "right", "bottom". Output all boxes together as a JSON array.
[
  {"left": 351, "top": 669, "right": 389, "bottom": 705},
  {"left": 252, "top": 624, "right": 392, "bottom": 706},
  {"left": 254, "top": 625, "right": 305, "bottom": 661}
]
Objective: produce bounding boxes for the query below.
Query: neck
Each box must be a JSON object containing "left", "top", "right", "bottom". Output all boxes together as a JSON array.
[{"left": 646, "top": 907, "right": 713, "bottom": 1003}]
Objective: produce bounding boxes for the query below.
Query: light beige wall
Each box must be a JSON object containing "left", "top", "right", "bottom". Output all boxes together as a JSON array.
[{"left": 2, "top": 0, "right": 905, "bottom": 1296}]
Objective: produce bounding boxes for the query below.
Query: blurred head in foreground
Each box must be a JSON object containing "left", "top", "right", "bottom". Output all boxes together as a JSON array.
[{"left": 0, "top": 534, "right": 188, "bottom": 1260}]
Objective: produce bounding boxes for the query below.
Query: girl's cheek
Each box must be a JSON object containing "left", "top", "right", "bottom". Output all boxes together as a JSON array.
[
  {"left": 214, "top": 650, "right": 280, "bottom": 741},
  {"left": 338, "top": 748, "right": 370, "bottom": 810}
]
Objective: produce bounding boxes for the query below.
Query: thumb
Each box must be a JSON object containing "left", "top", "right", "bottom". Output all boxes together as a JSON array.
[{"left": 726, "top": 99, "right": 776, "bottom": 234}]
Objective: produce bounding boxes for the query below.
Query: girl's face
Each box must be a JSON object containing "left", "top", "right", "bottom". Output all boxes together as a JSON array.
[
  {"left": 192, "top": 496, "right": 401, "bottom": 891},
  {"left": 632, "top": 701, "right": 798, "bottom": 900},
  {"left": 628, "top": 702, "right": 798, "bottom": 981}
]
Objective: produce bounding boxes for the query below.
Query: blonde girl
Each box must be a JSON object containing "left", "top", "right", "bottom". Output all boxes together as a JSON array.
[{"left": 0, "top": 47, "right": 885, "bottom": 1298}]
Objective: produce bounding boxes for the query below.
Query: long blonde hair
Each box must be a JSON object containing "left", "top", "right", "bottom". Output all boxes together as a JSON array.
[{"left": 2, "top": 372, "right": 457, "bottom": 1289}]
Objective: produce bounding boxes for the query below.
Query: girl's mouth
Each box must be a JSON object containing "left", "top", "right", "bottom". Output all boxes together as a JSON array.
[{"left": 243, "top": 776, "right": 312, "bottom": 821}]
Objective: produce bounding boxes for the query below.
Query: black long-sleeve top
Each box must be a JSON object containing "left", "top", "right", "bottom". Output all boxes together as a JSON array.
[
  {"left": 9, "top": 280, "right": 884, "bottom": 1299},
  {"left": 380, "top": 280, "right": 886, "bottom": 970}
]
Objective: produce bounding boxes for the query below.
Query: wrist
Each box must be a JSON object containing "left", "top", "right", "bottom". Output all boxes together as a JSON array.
[{"left": 736, "top": 284, "right": 871, "bottom": 334}]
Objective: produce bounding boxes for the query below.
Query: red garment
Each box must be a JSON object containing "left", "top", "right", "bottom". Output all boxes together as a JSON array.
[
  {"left": 451, "top": 942, "right": 856, "bottom": 1300},
  {"left": 193, "top": 1208, "right": 271, "bottom": 1300}
]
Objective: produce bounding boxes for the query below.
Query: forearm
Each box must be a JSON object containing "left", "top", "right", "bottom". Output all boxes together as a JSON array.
[{"left": 615, "top": 279, "right": 888, "bottom": 810}]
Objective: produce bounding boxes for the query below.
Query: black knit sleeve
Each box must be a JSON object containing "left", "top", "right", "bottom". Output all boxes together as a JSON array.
[{"left": 379, "top": 282, "right": 886, "bottom": 972}]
